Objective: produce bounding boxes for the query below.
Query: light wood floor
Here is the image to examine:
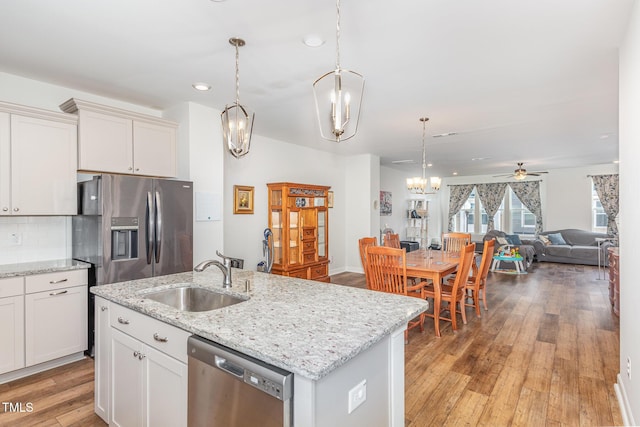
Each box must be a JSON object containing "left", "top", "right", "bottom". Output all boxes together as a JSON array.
[{"left": 0, "top": 262, "right": 621, "bottom": 426}]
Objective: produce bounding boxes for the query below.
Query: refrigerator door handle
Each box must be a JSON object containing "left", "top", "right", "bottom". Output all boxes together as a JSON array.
[
  {"left": 155, "top": 191, "right": 162, "bottom": 263},
  {"left": 146, "top": 191, "right": 154, "bottom": 265}
]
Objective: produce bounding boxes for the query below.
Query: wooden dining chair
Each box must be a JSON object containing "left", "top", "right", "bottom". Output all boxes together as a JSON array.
[
  {"left": 358, "top": 237, "right": 378, "bottom": 289},
  {"left": 441, "top": 232, "right": 471, "bottom": 253},
  {"left": 463, "top": 239, "right": 495, "bottom": 317},
  {"left": 365, "top": 245, "right": 426, "bottom": 343},
  {"left": 423, "top": 243, "right": 475, "bottom": 337},
  {"left": 383, "top": 232, "right": 401, "bottom": 249}
]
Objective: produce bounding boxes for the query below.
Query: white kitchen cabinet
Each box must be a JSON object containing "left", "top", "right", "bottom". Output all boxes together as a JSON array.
[
  {"left": 0, "top": 103, "right": 78, "bottom": 216},
  {"left": 0, "top": 277, "right": 25, "bottom": 375},
  {"left": 94, "top": 297, "right": 111, "bottom": 423},
  {"left": 109, "top": 303, "right": 188, "bottom": 427},
  {"left": 24, "top": 271, "right": 87, "bottom": 366},
  {"left": 60, "top": 98, "right": 177, "bottom": 178}
]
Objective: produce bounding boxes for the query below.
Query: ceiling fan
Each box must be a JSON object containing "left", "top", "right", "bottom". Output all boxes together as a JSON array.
[{"left": 493, "top": 162, "right": 549, "bottom": 180}]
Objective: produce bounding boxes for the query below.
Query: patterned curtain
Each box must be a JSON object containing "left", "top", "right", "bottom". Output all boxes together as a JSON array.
[
  {"left": 447, "top": 184, "right": 476, "bottom": 232},
  {"left": 509, "top": 181, "right": 543, "bottom": 234},
  {"left": 475, "top": 183, "right": 508, "bottom": 231},
  {"left": 591, "top": 174, "right": 619, "bottom": 236}
]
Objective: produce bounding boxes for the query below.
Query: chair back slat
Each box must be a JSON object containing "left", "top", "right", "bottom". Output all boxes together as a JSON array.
[
  {"left": 442, "top": 232, "right": 471, "bottom": 253},
  {"left": 358, "top": 237, "right": 378, "bottom": 288},
  {"left": 383, "top": 232, "right": 401, "bottom": 249},
  {"left": 366, "top": 246, "right": 408, "bottom": 294}
]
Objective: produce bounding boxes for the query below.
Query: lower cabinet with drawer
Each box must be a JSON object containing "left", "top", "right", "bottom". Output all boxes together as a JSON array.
[
  {"left": 0, "top": 269, "right": 87, "bottom": 382},
  {"left": 97, "top": 299, "right": 189, "bottom": 426}
]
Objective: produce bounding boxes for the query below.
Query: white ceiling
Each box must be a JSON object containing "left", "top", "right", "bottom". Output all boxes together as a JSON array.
[{"left": 0, "top": 0, "right": 633, "bottom": 178}]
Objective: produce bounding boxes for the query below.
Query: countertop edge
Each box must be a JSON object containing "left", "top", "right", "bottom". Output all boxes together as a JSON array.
[{"left": 0, "top": 259, "right": 91, "bottom": 279}]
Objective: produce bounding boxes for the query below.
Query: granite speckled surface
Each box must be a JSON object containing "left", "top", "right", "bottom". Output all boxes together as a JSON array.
[
  {"left": 91, "top": 269, "right": 429, "bottom": 380},
  {"left": 0, "top": 259, "right": 90, "bottom": 278}
]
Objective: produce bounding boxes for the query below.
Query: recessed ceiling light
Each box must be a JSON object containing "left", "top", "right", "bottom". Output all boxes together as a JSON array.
[
  {"left": 452, "top": 171, "right": 458, "bottom": 176},
  {"left": 471, "top": 157, "right": 489, "bottom": 161},
  {"left": 210, "top": 0, "right": 226, "bottom": 2},
  {"left": 600, "top": 134, "right": 610, "bottom": 139},
  {"left": 303, "top": 35, "right": 325, "bottom": 47},
  {"left": 427, "top": 163, "right": 433, "bottom": 167},
  {"left": 391, "top": 159, "right": 415, "bottom": 164},
  {"left": 613, "top": 160, "right": 620, "bottom": 164},
  {"left": 192, "top": 82, "right": 212, "bottom": 91}
]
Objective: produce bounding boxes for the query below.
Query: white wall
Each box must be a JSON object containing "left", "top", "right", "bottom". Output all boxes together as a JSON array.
[
  {"left": 164, "top": 102, "right": 225, "bottom": 266},
  {"left": 224, "top": 135, "right": 347, "bottom": 274},
  {"left": 618, "top": 2, "right": 639, "bottom": 423},
  {"left": 344, "top": 154, "right": 379, "bottom": 272}
]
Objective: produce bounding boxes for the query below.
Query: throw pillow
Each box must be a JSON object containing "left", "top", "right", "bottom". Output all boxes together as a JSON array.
[
  {"left": 506, "top": 234, "right": 523, "bottom": 245},
  {"left": 538, "top": 235, "right": 551, "bottom": 246},
  {"left": 547, "top": 232, "right": 567, "bottom": 245}
]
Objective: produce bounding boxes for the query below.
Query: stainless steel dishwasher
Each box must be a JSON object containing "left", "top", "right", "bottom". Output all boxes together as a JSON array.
[{"left": 187, "top": 335, "right": 293, "bottom": 427}]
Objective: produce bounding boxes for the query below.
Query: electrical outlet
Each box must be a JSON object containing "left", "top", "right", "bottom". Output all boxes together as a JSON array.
[
  {"left": 348, "top": 380, "right": 367, "bottom": 414},
  {"left": 8, "top": 232, "right": 22, "bottom": 246},
  {"left": 627, "top": 357, "right": 631, "bottom": 379}
]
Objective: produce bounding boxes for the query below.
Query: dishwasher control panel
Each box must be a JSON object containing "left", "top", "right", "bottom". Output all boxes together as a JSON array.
[{"left": 245, "top": 371, "right": 284, "bottom": 399}]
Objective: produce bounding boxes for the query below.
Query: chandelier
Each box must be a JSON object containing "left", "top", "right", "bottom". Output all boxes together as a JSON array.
[
  {"left": 312, "top": 0, "right": 365, "bottom": 142},
  {"left": 221, "top": 37, "right": 254, "bottom": 158},
  {"left": 407, "top": 117, "right": 441, "bottom": 194}
]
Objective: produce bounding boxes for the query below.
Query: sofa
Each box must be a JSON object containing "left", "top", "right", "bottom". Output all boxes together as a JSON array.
[
  {"left": 482, "top": 230, "right": 536, "bottom": 268},
  {"left": 532, "top": 229, "right": 615, "bottom": 266}
]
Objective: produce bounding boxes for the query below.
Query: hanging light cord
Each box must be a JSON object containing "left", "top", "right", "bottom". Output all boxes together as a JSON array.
[
  {"left": 235, "top": 43, "right": 240, "bottom": 106},
  {"left": 421, "top": 120, "right": 427, "bottom": 180},
  {"left": 335, "top": 0, "right": 341, "bottom": 70}
]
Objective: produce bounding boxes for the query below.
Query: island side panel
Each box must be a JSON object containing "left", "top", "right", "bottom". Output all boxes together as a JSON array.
[{"left": 294, "top": 330, "right": 405, "bottom": 427}]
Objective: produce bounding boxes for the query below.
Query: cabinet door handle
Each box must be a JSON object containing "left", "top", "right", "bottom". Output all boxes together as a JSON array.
[
  {"left": 101, "top": 306, "right": 108, "bottom": 311},
  {"left": 138, "top": 353, "right": 145, "bottom": 360},
  {"left": 2, "top": 207, "right": 7, "bottom": 212},
  {"left": 49, "top": 278, "right": 68, "bottom": 284},
  {"left": 153, "top": 333, "right": 168, "bottom": 343},
  {"left": 49, "top": 290, "right": 68, "bottom": 296},
  {"left": 133, "top": 350, "right": 139, "bottom": 358},
  {"left": 117, "top": 317, "right": 130, "bottom": 325},
  {"left": 13, "top": 207, "right": 19, "bottom": 212}
]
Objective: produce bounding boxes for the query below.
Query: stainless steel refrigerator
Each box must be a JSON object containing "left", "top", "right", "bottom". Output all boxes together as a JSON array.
[{"left": 72, "top": 174, "right": 193, "bottom": 354}]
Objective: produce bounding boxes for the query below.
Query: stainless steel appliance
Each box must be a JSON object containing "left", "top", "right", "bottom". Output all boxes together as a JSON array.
[
  {"left": 187, "top": 335, "right": 293, "bottom": 427},
  {"left": 73, "top": 174, "right": 193, "bottom": 353}
]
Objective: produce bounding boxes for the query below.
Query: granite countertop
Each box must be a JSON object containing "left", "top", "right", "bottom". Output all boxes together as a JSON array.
[
  {"left": 91, "top": 269, "right": 429, "bottom": 381},
  {"left": 0, "top": 259, "right": 91, "bottom": 279}
]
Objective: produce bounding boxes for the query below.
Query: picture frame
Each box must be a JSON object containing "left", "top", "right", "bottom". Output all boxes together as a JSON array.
[
  {"left": 380, "top": 191, "right": 392, "bottom": 216},
  {"left": 233, "top": 185, "right": 254, "bottom": 214},
  {"left": 328, "top": 191, "right": 334, "bottom": 208}
]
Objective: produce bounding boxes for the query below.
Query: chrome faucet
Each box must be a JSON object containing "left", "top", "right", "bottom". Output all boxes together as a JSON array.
[{"left": 194, "top": 251, "right": 233, "bottom": 288}]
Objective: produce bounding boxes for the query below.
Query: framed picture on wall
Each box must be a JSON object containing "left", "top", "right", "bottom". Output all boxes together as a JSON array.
[
  {"left": 380, "top": 191, "right": 392, "bottom": 216},
  {"left": 233, "top": 185, "right": 254, "bottom": 214}
]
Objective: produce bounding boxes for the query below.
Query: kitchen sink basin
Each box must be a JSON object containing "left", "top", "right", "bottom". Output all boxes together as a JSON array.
[{"left": 143, "top": 286, "right": 245, "bottom": 312}]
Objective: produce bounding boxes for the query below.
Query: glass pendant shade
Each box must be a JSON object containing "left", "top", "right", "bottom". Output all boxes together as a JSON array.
[
  {"left": 430, "top": 176, "right": 442, "bottom": 191},
  {"left": 406, "top": 176, "right": 427, "bottom": 193},
  {"left": 313, "top": 68, "right": 365, "bottom": 142},
  {"left": 221, "top": 103, "right": 254, "bottom": 158}
]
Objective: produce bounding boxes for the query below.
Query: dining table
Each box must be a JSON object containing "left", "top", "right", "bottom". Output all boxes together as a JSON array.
[{"left": 405, "top": 248, "right": 474, "bottom": 337}]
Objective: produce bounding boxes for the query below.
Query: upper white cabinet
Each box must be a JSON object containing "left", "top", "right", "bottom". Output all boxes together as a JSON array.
[
  {"left": 60, "top": 98, "right": 177, "bottom": 178},
  {"left": 0, "top": 103, "right": 78, "bottom": 216}
]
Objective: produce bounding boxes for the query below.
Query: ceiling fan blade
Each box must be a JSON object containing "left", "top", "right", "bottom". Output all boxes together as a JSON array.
[
  {"left": 528, "top": 171, "right": 549, "bottom": 176},
  {"left": 493, "top": 174, "right": 515, "bottom": 178}
]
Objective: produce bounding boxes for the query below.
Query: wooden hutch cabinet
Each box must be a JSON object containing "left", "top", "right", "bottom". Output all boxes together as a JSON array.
[{"left": 267, "top": 182, "right": 330, "bottom": 282}]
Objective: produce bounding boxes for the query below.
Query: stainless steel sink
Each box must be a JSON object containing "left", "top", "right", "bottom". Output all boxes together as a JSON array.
[{"left": 143, "top": 286, "right": 245, "bottom": 312}]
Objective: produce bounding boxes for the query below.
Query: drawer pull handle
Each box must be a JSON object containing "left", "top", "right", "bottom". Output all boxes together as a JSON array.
[
  {"left": 49, "top": 290, "right": 68, "bottom": 296},
  {"left": 101, "top": 306, "right": 108, "bottom": 311},
  {"left": 153, "top": 333, "right": 168, "bottom": 343},
  {"left": 49, "top": 278, "right": 68, "bottom": 284},
  {"left": 138, "top": 353, "right": 145, "bottom": 360},
  {"left": 117, "top": 317, "right": 130, "bottom": 325},
  {"left": 133, "top": 350, "right": 139, "bottom": 358}
]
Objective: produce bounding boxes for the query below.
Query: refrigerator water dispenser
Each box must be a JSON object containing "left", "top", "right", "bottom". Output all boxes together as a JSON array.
[{"left": 111, "top": 217, "right": 139, "bottom": 260}]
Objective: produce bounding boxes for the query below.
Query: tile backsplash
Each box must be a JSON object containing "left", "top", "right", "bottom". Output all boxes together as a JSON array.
[{"left": 0, "top": 216, "right": 71, "bottom": 265}]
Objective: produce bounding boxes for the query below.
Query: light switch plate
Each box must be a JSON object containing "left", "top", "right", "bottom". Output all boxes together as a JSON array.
[{"left": 348, "top": 379, "right": 367, "bottom": 414}]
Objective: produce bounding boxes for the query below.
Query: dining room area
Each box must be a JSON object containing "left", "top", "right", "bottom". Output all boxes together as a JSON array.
[{"left": 344, "top": 232, "right": 622, "bottom": 426}]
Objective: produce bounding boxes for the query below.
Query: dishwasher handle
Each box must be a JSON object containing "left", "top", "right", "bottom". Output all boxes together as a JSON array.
[{"left": 215, "top": 355, "right": 244, "bottom": 379}]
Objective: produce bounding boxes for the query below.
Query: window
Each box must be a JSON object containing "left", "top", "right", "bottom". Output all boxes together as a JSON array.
[
  {"left": 453, "top": 187, "right": 535, "bottom": 236},
  {"left": 592, "top": 183, "right": 607, "bottom": 233}
]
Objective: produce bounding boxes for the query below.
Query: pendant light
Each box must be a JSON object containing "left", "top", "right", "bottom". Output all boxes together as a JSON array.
[
  {"left": 312, "top": 0, "right": 365, "bottom": 142},
  {"left": 221, "top": 37, "right": 254, "bottom": 158},
  {"left": 407, "top": 118, "right": 440, "bottom": 194}
]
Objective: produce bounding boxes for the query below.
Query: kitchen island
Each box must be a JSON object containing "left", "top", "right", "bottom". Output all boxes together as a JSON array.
[{"left": 92, "top": 268, "right": 429, "bottom": 426}]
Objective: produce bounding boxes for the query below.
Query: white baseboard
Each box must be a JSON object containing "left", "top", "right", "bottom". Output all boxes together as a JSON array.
[
  {"left": 615, "top": 373, "right": 636, "bottom": 426},
  {"left": 0, "top": 352, "right": 86, "bottom": 385}
]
